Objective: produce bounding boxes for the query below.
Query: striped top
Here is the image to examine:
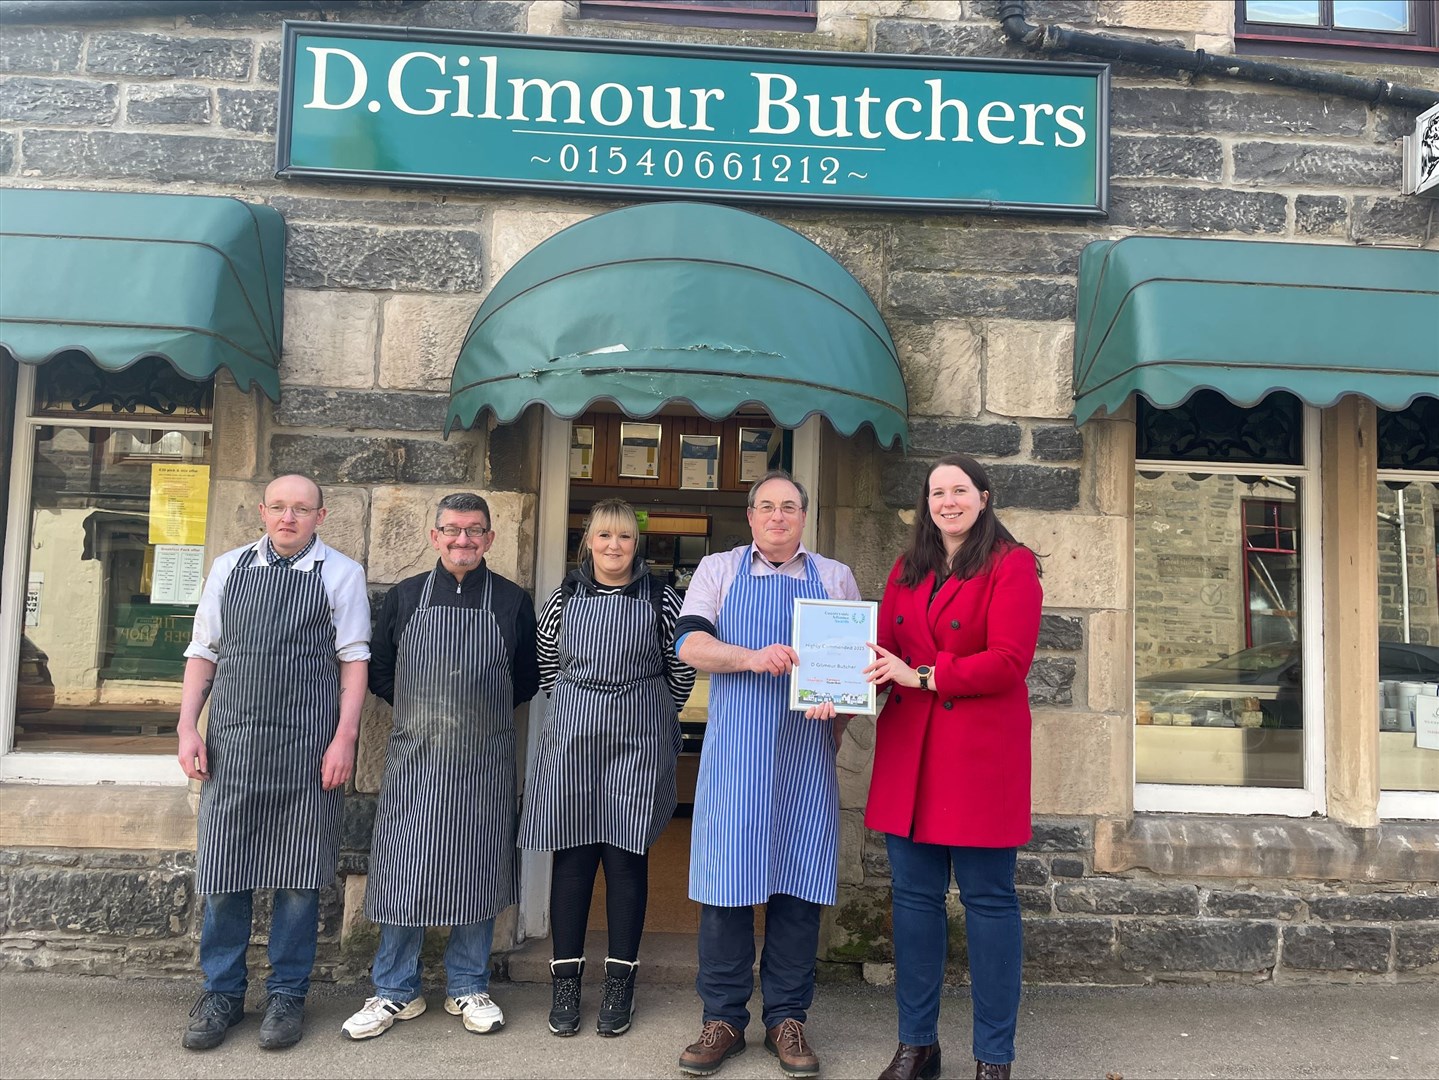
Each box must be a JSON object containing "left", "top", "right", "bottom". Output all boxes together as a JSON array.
[{"left": 537, "top": 568, "right": 695, "bottom": 709}]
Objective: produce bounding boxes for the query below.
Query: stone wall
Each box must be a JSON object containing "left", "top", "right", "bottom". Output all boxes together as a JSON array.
[{"left": 3, "top": 0, "right": 1438, "bottom": 981}]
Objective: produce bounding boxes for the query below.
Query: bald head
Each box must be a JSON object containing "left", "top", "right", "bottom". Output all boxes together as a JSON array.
[{"left": 259, "top": 474, "right": 327, "bottom": 556}]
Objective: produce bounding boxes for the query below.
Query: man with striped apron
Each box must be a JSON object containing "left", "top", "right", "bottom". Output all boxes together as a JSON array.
[
  {"left": 342, "top": 493, "right": 539, "bottom": 1041},
  {"left": 674, "top": 471, "right": 862, "bottom": 1078},
  {"left": 177, "top": 474, "right": 371, "bottom": 1053}
]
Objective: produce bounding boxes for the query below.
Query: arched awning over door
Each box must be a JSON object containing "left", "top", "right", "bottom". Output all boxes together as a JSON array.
[
  {"left": 0, "top": 188, "right": 285, "bottom": 400},
  {"left": 446, "top": 201, "right": 908, "bottom": 450}
]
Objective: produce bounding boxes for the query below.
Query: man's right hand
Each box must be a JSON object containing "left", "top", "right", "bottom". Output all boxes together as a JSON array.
[
  {"left": 747, "top": 643, "right": 799, "bottom": 676},
  {"left": 178, "top": 727, "right": 209, "bottom": 781}
]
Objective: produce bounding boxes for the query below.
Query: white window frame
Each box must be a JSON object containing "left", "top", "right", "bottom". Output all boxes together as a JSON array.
[
  {"left": 1376, "top": 466, "right": 1439, "bottom": 821},
  {"left": 0, "top": 362, "right": 208, "bottom": 786},
  {"left": 1134, "top": 405, "right": 1325, "bottom": 817}
]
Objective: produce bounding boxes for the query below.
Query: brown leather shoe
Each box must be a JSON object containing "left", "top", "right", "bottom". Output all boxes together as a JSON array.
[
  {"left": 765, "top": 1018, "right": 820, "bottom": 1077},
  {"left": 976, "top": 1061, "right": 1012, "bottom": 1080},
  {"left": 678, "top": 1020, "right": 746, "bottom": 1076},
  {"left": 879, "top": 1041, "right": 941, "bottom": 1080}
]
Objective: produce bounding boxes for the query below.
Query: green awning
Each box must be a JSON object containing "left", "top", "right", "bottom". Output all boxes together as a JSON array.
[
  {"left": 1073, "top": 236, "right": 1439, "bottom": 425},
  {"left": 447, "top": 201, "right": 908, "bottom": 449},
  {"left": 0, "top": 188, "right": 285, "bottom": 400}
]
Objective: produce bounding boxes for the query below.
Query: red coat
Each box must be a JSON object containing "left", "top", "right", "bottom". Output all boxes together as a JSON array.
[{"left": 863, "top": 544, "right": 1043, "bottom": 848}]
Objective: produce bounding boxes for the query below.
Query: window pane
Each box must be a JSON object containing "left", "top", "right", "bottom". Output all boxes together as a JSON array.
[
  {"left": 1334, "top": 0, "right": 1412, "bottom": 30},
  {"left": 1377, "top": 479, "right": 1439, "bottom": 793},
  {"left": 16, "top": 424, "right": 211, "bottom": 755},
  {"left": 1246, "top": 0, "right": 1322, "bottom": 26},
  {"left": 1135, "top": 472, "right": 1305, "bottom": 787}
]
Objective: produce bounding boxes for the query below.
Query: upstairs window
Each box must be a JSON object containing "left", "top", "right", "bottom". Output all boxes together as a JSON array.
[
  {"left": 1236, "top": 1, "right": 1439, "bottom": 61},
  {"left": 580, "top": 0, "right": 817, "bottom": 30}
]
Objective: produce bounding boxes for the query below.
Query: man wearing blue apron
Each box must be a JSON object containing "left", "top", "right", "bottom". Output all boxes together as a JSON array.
[
  {"left": 341, "top": 492, "right": 539, "bottom": 1041},
  {"left": 177, "top": 474, "right": 371, "bottom": 1052},
  {"left": 674, "top": 470, "right": 861, "bottom": 1078}
]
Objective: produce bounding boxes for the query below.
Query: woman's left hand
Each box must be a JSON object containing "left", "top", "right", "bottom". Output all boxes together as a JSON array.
[{"left": 864, "top": 642, "right": 920, "bottom": 688}]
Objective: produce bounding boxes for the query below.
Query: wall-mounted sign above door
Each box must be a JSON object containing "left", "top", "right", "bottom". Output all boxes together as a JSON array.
[{"left": 277, "top": 22, "right": 1109, "bottom": 216}]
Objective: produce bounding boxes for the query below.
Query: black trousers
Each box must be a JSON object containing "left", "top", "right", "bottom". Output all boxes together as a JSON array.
[
  {"left": 697, "top": 893, "right": 823, "bottom": 1031},
  {"left": 550, "top": 843, "right": 648, "bottom": 962}
]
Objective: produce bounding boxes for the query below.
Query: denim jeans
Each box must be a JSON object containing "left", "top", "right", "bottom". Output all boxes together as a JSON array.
[
  {"left": 886, "top": 834, "right": 1021, "bottom": 1066},
  {"left": 371, "top": 919, "right": 496, "bottom": 1002},
  {"left": 200, "top": 888, "right": 319, "bottom": 999},
  {"left": 697, "top": 893, "right": 823, "bottom": 1031}
]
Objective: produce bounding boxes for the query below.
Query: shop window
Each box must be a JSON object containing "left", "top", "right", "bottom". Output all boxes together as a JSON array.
[
  {"left": 1376, "top": 399, "right": 1439, "bottom": 803},
  {"left": 580, "top": 0, "right": 817, "bottom": 30},
  {"left": 1134, "top": 391, "right": 1320, "bottom": 812},
  {"left": 1236, "top": 1, "right": 1439, "bottom": 62},
  {"left": 3, "top": 357, "right": 212, "bottom": 783}
]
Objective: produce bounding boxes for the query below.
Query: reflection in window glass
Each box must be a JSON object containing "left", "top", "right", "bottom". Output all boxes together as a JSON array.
[
  {"left": 1246, "top": 0, "right": 1322, "bottom": 26},
  {"left": 16, "top": 425, "right": 212, "bottom": 755},
  {"left": 1134, "top": 472, "right": 1304, "bottom": 787},
  {"left": 1376, "top": 478, "right": 1439, "bottom": 793},
  {"left": 1334, "top": 0, "right": 1411, "bottom": 31}
]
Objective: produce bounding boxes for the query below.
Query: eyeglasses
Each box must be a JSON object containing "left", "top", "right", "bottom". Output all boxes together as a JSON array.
[
  {"left": 751, "top": 501, "right": 803, "bottom": 517},
  {"left": 264, "top": 504, "right": 317, "bottom": 518},
  {"left": 437, "top": 525, "right": 491, "bottom": 538}
]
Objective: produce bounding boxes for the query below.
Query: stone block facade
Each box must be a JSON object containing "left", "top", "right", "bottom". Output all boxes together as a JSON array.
[{"left": 2, "top": 0, "right": 1437, "bottom": 984}]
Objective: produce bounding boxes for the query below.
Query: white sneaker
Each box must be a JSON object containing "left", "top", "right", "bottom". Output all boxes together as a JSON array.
[
  {"left": 445, "top": 992, "right": 504, "bottom": 1034},
  {"left": 341, "top": 995, "right": 427, "bottom": 1040}
]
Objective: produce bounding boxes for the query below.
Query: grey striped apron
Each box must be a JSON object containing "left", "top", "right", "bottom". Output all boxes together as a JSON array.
[
  {"left": 689, "top": 554, "right": 839, "bottom": 907},
  {"left": 196, "top": 547, "right": 342, "bottom": 894},
  {"left": 519, "top": 589, "right": 681, "bottom": 855},
  {"left": 365, "top": 569, "right": 517, "bottom": 927}
]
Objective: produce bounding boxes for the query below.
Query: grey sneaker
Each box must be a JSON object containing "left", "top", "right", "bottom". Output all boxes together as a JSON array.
[{"left": 258, "top": 992, "right": 305, "bottom": 1050}]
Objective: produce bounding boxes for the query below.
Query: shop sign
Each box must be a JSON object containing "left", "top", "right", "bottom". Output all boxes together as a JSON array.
[{"left": 278, "top": 23, "right": 1108, "bottom": 216}]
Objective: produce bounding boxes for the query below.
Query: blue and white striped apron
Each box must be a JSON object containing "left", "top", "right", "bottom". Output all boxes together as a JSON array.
[
  {"left": 689, "top": 554, "right": 839, "bottom": 907},
  {"left": 519, "top": 586, "right": 681, "bottom": 855},
  {"left": 365, "top": 569, "right": 517, "bottom": 926},
  {"left": 196, "top": 547, "right": 342, "bottom": 894}
]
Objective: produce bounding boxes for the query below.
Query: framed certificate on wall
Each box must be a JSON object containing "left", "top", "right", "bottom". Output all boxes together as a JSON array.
[
  {"left": 680, "top": 434, "right": 721, "bottom": 490},
  {"left": 569, "top": 425, "right": 594, "bottom": 480},
  {"left": 739, "top": 427, "right": 779, "bottom": 483},
  {"left": 618, "top": 422, "right": 662, "bottom": 479}
]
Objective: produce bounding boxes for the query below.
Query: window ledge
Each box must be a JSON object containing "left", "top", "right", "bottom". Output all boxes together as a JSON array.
[
  {"left": 1096, "top": 813, "right": 1439, "bottom": 883},
  {"left": 0, "top": 783, "right": 196, "bottom": 851}
]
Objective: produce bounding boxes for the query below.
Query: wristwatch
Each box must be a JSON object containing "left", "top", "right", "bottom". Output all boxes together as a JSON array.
[{"left": 915, "top": 665, "right": 933, "bottom": 691}]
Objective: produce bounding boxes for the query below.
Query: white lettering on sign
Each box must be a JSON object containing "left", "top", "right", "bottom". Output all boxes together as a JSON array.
[
  {"left": 389, "top": 51, "right": 451, "bottom": 115},
  {"left": 302, "top": 46, "right": 367, "bottom": 110}
]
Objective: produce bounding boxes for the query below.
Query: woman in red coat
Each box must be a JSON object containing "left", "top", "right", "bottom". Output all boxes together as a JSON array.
[{"left": 864, "top": 453, "right": 1043, "bottom": 1080}]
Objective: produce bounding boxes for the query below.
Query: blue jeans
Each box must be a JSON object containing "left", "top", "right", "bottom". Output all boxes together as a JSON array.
[
  {"left": 200, "top": 888, "right": 319, "bottom": 999},
  {"left": 697, "top": 894, "right": 822, "bottom": 1032},
  {"left": 371, "top": 920, "right": 496, "bottom": 1002},
  {"left": 886, "top": 835, "right": 1022, "bottom": 1066}
]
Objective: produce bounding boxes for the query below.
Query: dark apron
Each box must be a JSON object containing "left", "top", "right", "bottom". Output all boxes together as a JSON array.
[
  {"left": 364, "top": 569, "right": 517, "bottom": 926},
  {"left": 519, "top": 588, "right": 681, "bottom": 855},
  {"left": 196, "top": 547, "right": 342, "bottom": 894}
]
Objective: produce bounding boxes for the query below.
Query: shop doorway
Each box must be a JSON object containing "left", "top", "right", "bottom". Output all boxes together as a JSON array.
[{"left": 518, "top": 407, "right": 821, "bottom": 942}]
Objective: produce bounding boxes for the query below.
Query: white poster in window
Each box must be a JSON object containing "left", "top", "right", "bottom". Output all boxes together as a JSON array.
[
  {"left": 569, "top": 425, "right": 594, "bottom": 480},
  {"left": 619, "top": 422, "right": 662, "bottom": 479},
  {"left": 25, "top": 573, "right": 42, "bottom": 627},
  {"left": 739, "top": 427, "right": 777, "bottom": 483},
  {"left": 151, "top": 545, "right": 206, "bottom": 606},
  {"left": 680, "top": 434, "right": 721, "bottom": 491},
  {"left": 1416, "top": 694, "right": 1439, "bottom": 751}
]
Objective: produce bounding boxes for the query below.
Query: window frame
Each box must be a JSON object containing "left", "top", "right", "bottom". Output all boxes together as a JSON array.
[
  {"left": 1235, "top": 0, "right": 1439, "bottom": 61},
  {"left": 1133, "top": 405, "right": 1326, "bottom": 817},
  {"left": 579, "top": 0, "right": 818, "bottom": 31},
  {"left": 1375, "top": 466, "right": 1439, "bottom": 821},
  {"left": 0, "top": 362, "right": 208, "bottom": 786}
]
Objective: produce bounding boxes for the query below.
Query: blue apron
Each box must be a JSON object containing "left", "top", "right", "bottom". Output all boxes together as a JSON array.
[{"left": 688, "top": 552, "right": 839, "bottom": 907}]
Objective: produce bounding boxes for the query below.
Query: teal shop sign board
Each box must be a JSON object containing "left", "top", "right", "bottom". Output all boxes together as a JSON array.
[{"left": 278, "top": 23, "right": 1109, "bottom": 216}]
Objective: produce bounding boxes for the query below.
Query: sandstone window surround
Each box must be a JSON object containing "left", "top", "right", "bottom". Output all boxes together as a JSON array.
[{"left": 1133, "top": 393, "right": 1325, "bottom": 817}]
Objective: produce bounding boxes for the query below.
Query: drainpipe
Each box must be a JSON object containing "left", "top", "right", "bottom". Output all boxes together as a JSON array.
[{"left": 996, "top": 0, "right": 1439, "bottom": 111}]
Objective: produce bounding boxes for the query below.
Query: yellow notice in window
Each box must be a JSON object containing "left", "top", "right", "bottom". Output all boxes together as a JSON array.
[{"left": 148, "top": 463, "right": 210, "bottom": 545}]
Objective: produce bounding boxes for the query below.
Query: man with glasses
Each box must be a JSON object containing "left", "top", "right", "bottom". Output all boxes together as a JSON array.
[
  {"left": 674, "top": 469, "right": 860, "bottom": 1078},
  {"left": 341, "top": 492, "right": 538, "bottom": 1042},
  {"left": 178, "top": 473, "right": 370, "bottom": 1052}
]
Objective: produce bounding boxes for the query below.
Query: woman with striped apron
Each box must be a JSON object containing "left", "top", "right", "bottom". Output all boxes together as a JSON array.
[
  {"left": 520, "top": 498, "right": 695, "bottom": 1039},
  {"left": 355, "top": 562, "right": 518, "bottom": 1035}
]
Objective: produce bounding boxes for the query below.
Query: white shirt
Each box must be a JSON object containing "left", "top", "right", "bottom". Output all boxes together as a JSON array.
[
  {"left": 184, "top": 536, "right": 371, "bottom": 664},
  {"left": 679, "top": 543, "right": 861, "bottom": 626}
]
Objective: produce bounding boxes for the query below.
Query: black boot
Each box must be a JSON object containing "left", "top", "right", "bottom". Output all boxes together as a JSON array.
[
  {"left": 548, "top": 957, "right": 584, "bottom": 1036},
  {"left": 595, "top": 957, "right": 638, "bottom": 1037}
]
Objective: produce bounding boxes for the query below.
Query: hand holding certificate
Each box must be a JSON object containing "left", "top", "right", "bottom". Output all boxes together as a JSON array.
[{"left": 789, "top": 598, "right": 879, "bottom": 716}]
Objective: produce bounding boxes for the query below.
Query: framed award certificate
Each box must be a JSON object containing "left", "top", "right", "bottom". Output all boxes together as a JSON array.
[{"left": 789, "top": 598, "right": 879, "bottom": 716}]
